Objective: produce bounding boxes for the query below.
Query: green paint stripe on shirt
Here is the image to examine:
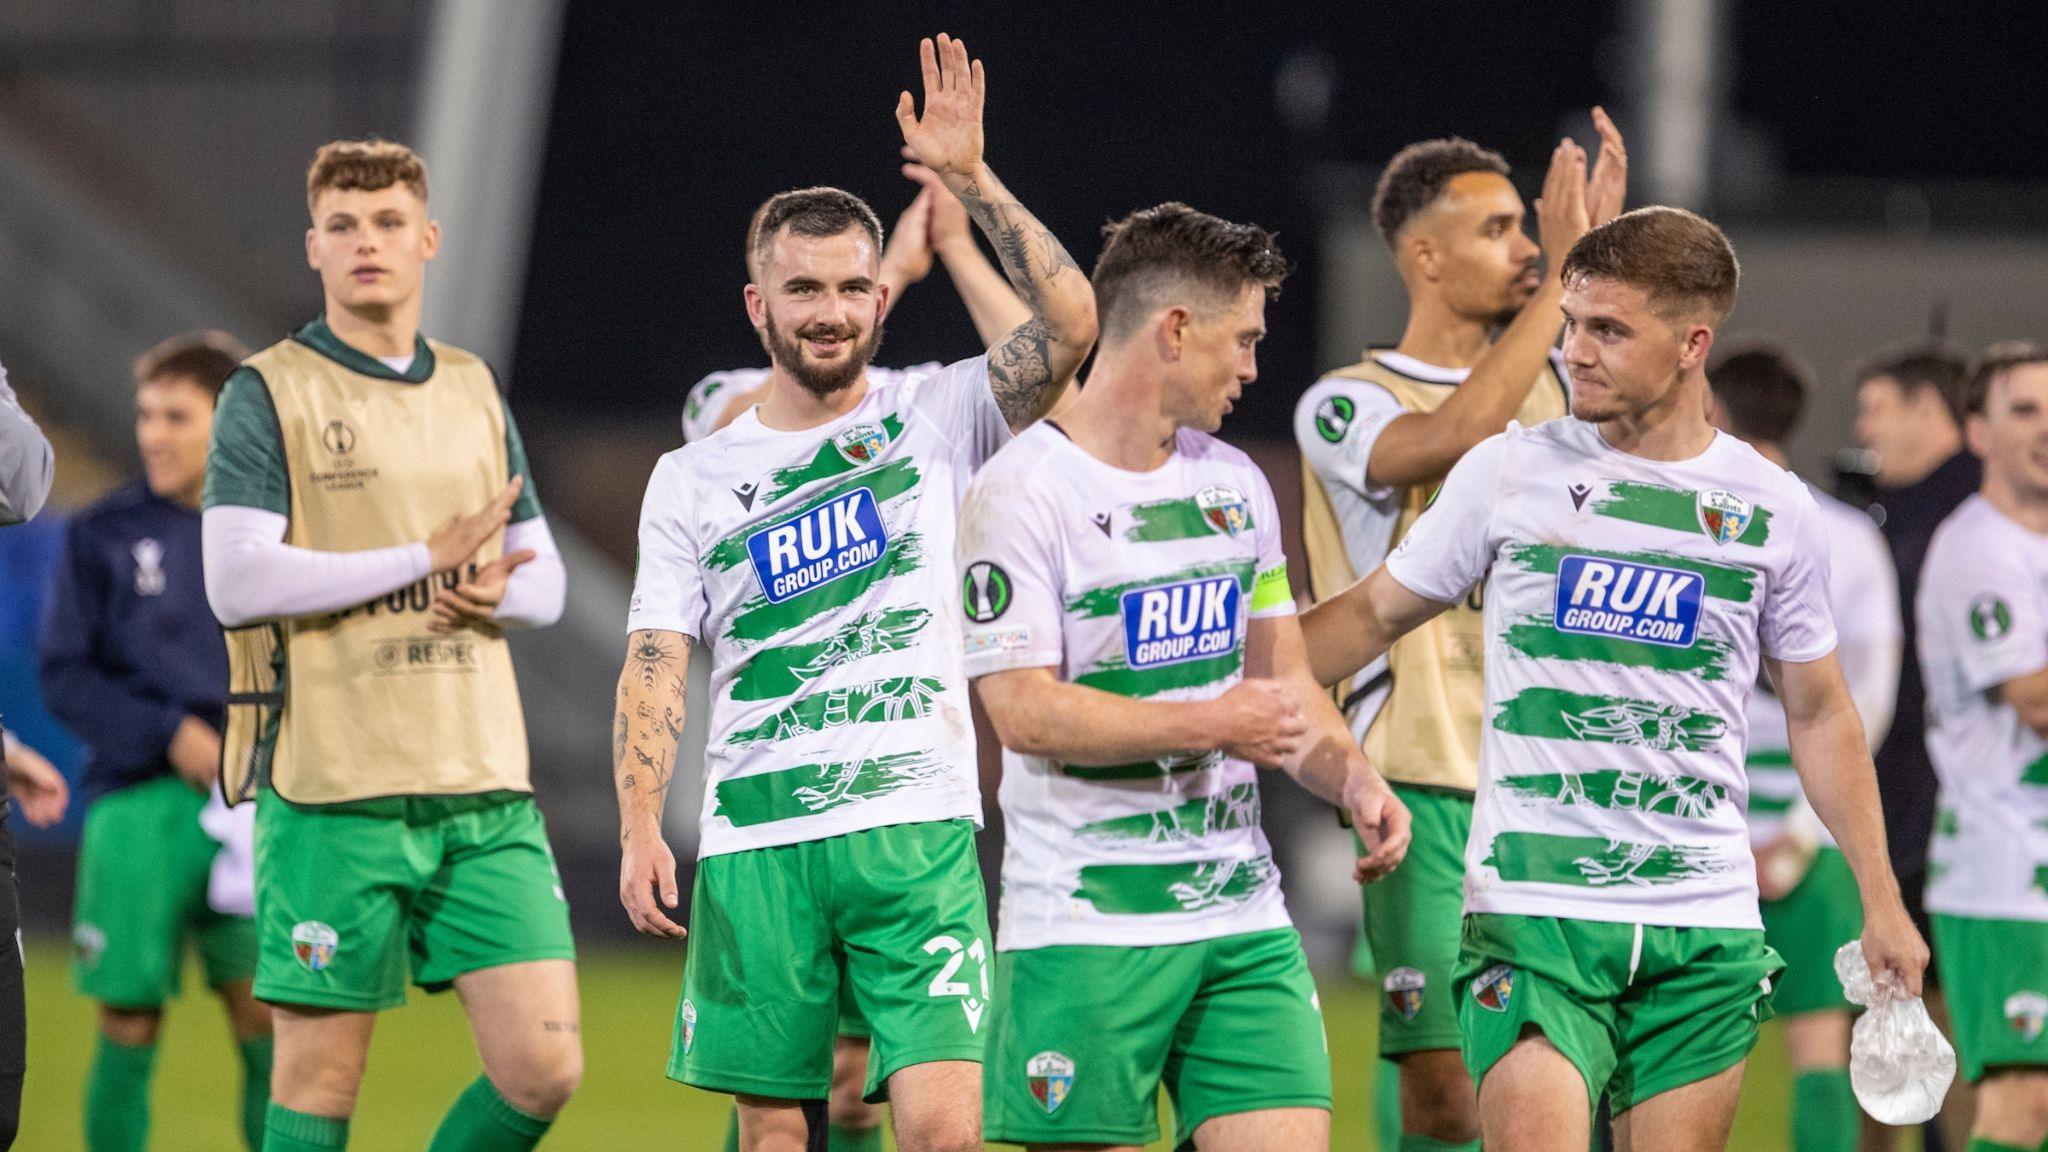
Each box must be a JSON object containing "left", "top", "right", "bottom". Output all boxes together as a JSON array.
[
  {"left": 1075, "top": 782, "right": 1261, "bottom": 844},
  {"left": 1937, "top": 808, "right": 1960, "bottom": 837},
  {"left": 728, "top": 607, "right": 930, "bottom": 702},
  {"left": 1491, "top": 687, "right": 1729, "bottom": 751},
  {"left": 1124, "top": 497, "right": 1251, "bottom": 543},
  {"left": 1060, "top": 751, "right": 1222, "bottom": 781},
  {"left": 758, "top": 414, "right": 906, "bottom": 505},
  {"left": 712, "top": 750, "right": 946, "bottom": 827},
  {"left": 1066, "top": 559, "right": 1255, "bottom": 619},
  {"left": 1501, "top": 615, "right": 1735, "bottom": 681},
  {"left": 2035, "top": 865, "right": 2048, "bottom": 897},
  {"left": 1747, "top": 749, "right": 1795, "bottom": 767},
  {"left": 1496, "top": 770, "right": 1732, "bottom": 820},
  {"left": 1071, "top": 854, "right": 1278, "bottom": 915},
  {"left": 1747, "top": 792, "right": 1796, "bottom": 814},
  {"left": 1482, "top": 831, "right": 1731, "bottom": 887},
  {"left": 1503, "top": 543, "right": 1759, "bottom": 602},
  {"left": 724, "top": 676, "right": 947, "bottom": 746},
  {"left": 2022, "top": 751, "right": 2048, "bottom": 787},
  {"left": 1591, "top": 481, "right": 1773, "bottom": 545},
  {"left": 1074, "top": 650, "right": 1241, "bottom": 698},
  {"left": 704, "top": 456, "right": 921, "bottom": 571},
  {"left": 725, "top": 533, "right": 924, "bottom": 645}
]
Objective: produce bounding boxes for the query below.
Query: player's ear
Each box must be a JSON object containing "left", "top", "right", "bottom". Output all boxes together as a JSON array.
[
  {"left": 305, "top": 227, "right": 320, "bottom": 271},
  {"left": 1405, "top": 231, "right": 1439, "bottom": 283},
  {"left": 1156, "top": 306, "right": 1190, "bottom": 362},
  {"left": 1678, "top": 323, "right": 1714, "bottom": 373},
  {"left": 420, "top": 217, "right": 442, "bottom": 262},
  {"left": 874, "top": 279, "right": 892, "bottom": 320},
  {"left": 1964, "top": 411, "right": 1991, "bottom": 460},
  {"left": 743, "top": 283, "right": 768, "bottom": 330}
]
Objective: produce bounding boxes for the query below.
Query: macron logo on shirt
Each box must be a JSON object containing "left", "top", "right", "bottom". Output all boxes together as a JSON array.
[
  {"left": 1552, "top": 555, "right": 1703, "bottom": 648},
  {"left": 745, "top": 487, "right": 887, "bottom": 603}
]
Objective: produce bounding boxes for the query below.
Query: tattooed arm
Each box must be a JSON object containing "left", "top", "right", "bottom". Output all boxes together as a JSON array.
[
  {"left": 896, "top": 33, "right": 1097, "bottom": 431},
  {"left": 615, "top": 627, "right": 691, "bottom": 939}
]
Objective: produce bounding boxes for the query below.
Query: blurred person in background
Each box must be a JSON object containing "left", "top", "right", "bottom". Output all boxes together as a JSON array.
[
  {"left": 1915, "top": 342, "right": 2048, "bottom": 1152},
  {"left": 205, "top": 139, "right": 575, "bottom": 1152},
  {"left": 1293, "top": 115, "right": 1625, "bottom": 1152},
  {"left": 0, "top": 352, "right": 59, "bottom": 1152},
  {"left": 683, "top": 152, "right": 1031, "bottom": 445},
  {"left": 1709, "top": 345, "right": 1902, "bottom": 1152},
  {"left": 38, "top": 332, "right": 269, "bottom": 1152},
  {"left": 1852, "top": 345, "right": 1981, "bottom": 1150}
]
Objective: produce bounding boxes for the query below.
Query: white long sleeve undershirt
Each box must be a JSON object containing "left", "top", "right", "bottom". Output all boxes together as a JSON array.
[{"left": 203, "top": 505, "right": 565, "bottom": 629}]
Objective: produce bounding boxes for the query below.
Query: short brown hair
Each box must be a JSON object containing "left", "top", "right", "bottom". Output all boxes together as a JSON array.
[
  {"left": 1959, "top": 340, "right": 2048, "bottom": 417},
  {"left": 133, "top": 331, "right": 247, "bottom": 399},
  {"left": 749, "top": 187, "right": 884, "bottom": 279},
  {"left": 1560, "top": 206, "right": 1739, "bottom": 325},
  {"left": 306, "top": 139, "right": 429, "bottom": 214},
  {"left": 1709, "top": 342, "right": 1810, "bottom": 444},
  {"left": 1092, "top": 202, "right": 1288, "bottom": 343},
  {"left": 1853, "top": 344, "right": 1970, "bottom": 425},
  {"left": 1372, "top": 138, "right": 1511, "bottom": 249}
]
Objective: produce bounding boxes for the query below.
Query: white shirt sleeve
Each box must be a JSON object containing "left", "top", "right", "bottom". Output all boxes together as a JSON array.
[
  {"left": 493, "top": 514, "right": 566, "bottom": 629},
  {"left": 1383, "top": 431, "right": 1507, "bottom": 604},
  {"left": 1927, "top": 522, "right": 2048, "bottom": 694},
  {"left": 1761, "top": 488, "right": 1840, "bottom": 663},
  {"left": 202, "top": 505, "right": 432, "bottom": 628},
  {"left": 1294, "top": 378, "right": 1406, "bottom": 502},
  {"left": 913, "top": 355, "right": 1013, "bottom": 472},
  {"left": 958, "top": 466, "right": 1065, "bottom": 679},
  {"left": 1827, "top": 506, "right": 1903, "bottom": 745},
  {"left": 626, "top": 452, "right": 708, "bottom": 640},
  {"left": 682, "top": 369, "right": 769, "bottom": 443},
  {"left": 0, "top": 362, "right": 54, "bottom": 525},
  {"left": 1247, "top": 463, "right": 1296, "bottom": 619}
]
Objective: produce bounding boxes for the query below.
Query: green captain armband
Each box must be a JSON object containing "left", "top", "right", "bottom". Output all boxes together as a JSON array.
[{"left": 1252, "top": 563, "right": 1293, "bottom": 613}]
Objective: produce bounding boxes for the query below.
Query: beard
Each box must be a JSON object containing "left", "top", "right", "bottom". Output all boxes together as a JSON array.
[{"left": 762, "top": 312, "right": 885, "bottom": 400}]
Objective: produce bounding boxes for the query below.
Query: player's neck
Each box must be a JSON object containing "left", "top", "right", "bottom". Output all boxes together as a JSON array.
[
  {"left": 755, "top": 367, "right": 869, "bottom": 431},
  {"left": 1595, "top": 374, "right": 1717, "bottom": 461},
  {"left": 1393, "top": 298, "right": 1493, "bottom": 370},
  {"left": 323, "top": 298, "right": 420, "bottom": 360},
  {"left": 1982, "top": 471, "right": 2048, "bottom": 534},
  {"left": 1065, "top": 361, "right": 1178, "bottom": 472}
]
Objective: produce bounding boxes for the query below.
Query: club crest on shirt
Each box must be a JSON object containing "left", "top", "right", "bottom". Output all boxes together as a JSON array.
[
  {"left": 291, "top": 921, "right": 338, "bottom": 972},
  {"left": 833, "top": 423, "right": 890, "bottom": 465},
  {"left": 1026, "top": 1050, "right": 1074, "bottom": 1114},
  {"left": 1384, "top": 966, "right": 1426, "bottom": 1021},
  {"left": 1473, "top": 964, "right": 1515, "bottom": 1012},
  {"left": 72, "top": 923, "right": 106, "bottom": 968},
  {"left": 681, "top": 998, "right": 698, "bottom": 1052},
  {"left": 1696, "top": 488, "right": 1753, "bottom": 545},
  {"left": 1197, "top": 484, "right": 1250, "bottom": 537},
  {"left": 132, "top": 537, "right": 166, "bottom": 596},
  {"left": 2006, "top": 991, "right": 2047, "bottom": 1044}
]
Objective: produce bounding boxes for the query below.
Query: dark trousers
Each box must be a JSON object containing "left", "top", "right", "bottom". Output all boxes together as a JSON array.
[{"left": 0, "top": 812, "right": 21, "bottom": 1149}]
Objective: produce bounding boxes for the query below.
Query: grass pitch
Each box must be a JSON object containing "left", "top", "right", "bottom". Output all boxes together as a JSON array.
[{"left": 18, "top": 936, "right": 1900, "bottom": 1150}]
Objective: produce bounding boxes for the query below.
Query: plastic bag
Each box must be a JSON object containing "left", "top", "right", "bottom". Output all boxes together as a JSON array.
[{"left": 1834, "top": 940, "right": 1956, "bottom": 1125}]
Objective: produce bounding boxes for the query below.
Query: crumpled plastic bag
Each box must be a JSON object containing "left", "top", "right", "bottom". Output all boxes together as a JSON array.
[{"left": 1834, "top": 940, "right": 1956, "bottom": 1125}]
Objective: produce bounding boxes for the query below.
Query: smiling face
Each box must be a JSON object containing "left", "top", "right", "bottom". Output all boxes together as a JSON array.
[
  {"left": 1164, "top": 281, "right": 1267, "bottom": 433},
  {"left": 746, "top": 224, "right": 889, "bottom": 400},
  {"left": 136, "top": 375, "right": 215, "bottom": 506},
  {"left": 305, "top": 184, "right": 439, "bottom": 319},
  {"left": 1559, "top": 273, "right": 1714, "bottom": 426},
  {"left": 1970, "top": 361, "right": 2048, "bottom": 503},
  {"left": 1412, "top": 171, "right": 1544, "bottom": 326}
]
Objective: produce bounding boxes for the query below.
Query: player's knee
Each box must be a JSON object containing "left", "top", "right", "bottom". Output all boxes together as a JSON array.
[
  {"left": 1404, "top": 1073, "right": 1481, "bottom": 1140},
  {"left": 496, "top": 1046, "right": 583, "bottom": 1118},
  {"left": 893, "top": 1111, "right": 978, "bottom": 1152}
]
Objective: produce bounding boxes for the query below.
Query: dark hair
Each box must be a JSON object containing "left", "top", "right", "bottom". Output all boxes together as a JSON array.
[
  {"left": 1709, "top": 342, "right": 1810, "bottom": 444},
  {"left": 1371, "top": 138, "right": 1511, "bottom": 249},
  {"left": 1560, "top": 206, "right": 1739, "bottom": 325},
  {"left": 1092, "top": 202, "right": 1288, "bottom": 343},
  {"left": 133, "top": 331, "right": 247, "bottom": 399},
  {"left": 1958, "top": 340, "right": 2048, "bottom": 417},
  {"left": 306, "top": 138, "right": 428, "bottom": 213},
  {"left": 749, "top": 187, "right": 884, "bottom": 279},
  {"left": 1852, "top": 344, "right": 1970, "bottom": 426}
]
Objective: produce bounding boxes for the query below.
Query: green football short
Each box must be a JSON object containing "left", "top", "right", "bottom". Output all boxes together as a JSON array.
[
  {"left": 1931, "top": 914, "right": 2048, "bottom": 1081},
  {"left": 1759, "top": 847, "right": 1862, "bottom": 1016},
  {"left": 72, "top": 776, "right": 256, "bottom": 1007},
  {"left": 984, "top": 927, "right": 1331, "bottom": 1148},
  {"left": 1456, "top": 913, "right": 1781, "bottom": 1114},
  {"left": 252, "top": 789, "right": 575, "bottom": 1012},
  {"left": 1361, "top": 785, "right": 1472, "bottom": 1056},
  {"left": 674, "top": 819, "right": 990, "bottom": 1102}
]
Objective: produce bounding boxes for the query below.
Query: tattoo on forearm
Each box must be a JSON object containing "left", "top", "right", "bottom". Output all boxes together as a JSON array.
[
  {"left": 617, "top": 630, "right": 689, "bottom": 824},
  {"left": 629, "top": 630, "right": 678, "bottom": 691},
  {"left": 989, "top": 318, "right": 1057, "bottom": 425}
]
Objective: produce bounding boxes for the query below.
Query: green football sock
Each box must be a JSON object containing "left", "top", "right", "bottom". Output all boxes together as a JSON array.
[
  {"left": 84, "top": 1037, "right": 156, "bottom": 1152},
  {"left": 240, "top": 1035, "right": 275, "bottom": 1151},
  {"left": 427, "top": 1075, "right": 553, "bottom": 1151},
  {"left": 830, "top": 1122, "right": 883, "bottom": 1150},
  {"left": 1965, "top": 1139, "right": 2033, "bottom": 1152},
  {"left": 263, "top": 1103, "right": 349, "bottom": 1151},
  {"left": 1792, "top": 1069, "right": 1856, "bottom": 1152},
  {"left": 724, "top": 1109, "right": 740, "bottom": 1152},
  {"left": 1374, "top": 1058, "right": 1401, "bottom": 1152},
  {"left": 1399, "top": 1136, "right": 1481, "bottom": 1151}
]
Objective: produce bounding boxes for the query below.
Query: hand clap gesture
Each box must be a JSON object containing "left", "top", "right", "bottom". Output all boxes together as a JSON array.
[{"left": 895, "top": 34, "right": 985, "bottom": 179}]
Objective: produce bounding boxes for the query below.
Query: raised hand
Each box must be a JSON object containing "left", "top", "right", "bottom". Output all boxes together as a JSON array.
[
  {"left": 1535, "top": 139, "right": 1591, "bottom": 277},
  {"left": 1586, "top": 106, "right": 1629, "bottom": 227},
  {"left": 901, "top": 152, "right": 974, "bottom": 255},
  {"left": 425, "top": 476, "right": 522, "bottom": 573},
  {"left": 895, "top": 34, "right": 985, "bottom": 179},
  {"left": 428, "top": 548, "right": 538, "bottom": 633},
  {"left": 880, "top": 186, "right": 937, "bottom": 291}
]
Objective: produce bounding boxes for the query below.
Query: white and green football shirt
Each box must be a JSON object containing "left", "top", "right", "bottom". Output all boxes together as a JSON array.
[
  {"left": 956, "top": 423, "right": 1298, "bottom": 950},
  {"left": 1385, "top": 418, "right": 1837, "bottom": 929},
  {"left": 629, "top": 356, "right": 1009, "bottom": 857},
  {"left": 1918, "top": 494, "right": 2048, "bottom": 923},
  {"left": 1745, "top": 485, "right": 1901, "bottom": 847}
]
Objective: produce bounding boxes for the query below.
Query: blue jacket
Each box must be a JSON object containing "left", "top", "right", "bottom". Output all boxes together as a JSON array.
[{"left": 39, "top": 480, "right": 226, "bottom": 800}]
